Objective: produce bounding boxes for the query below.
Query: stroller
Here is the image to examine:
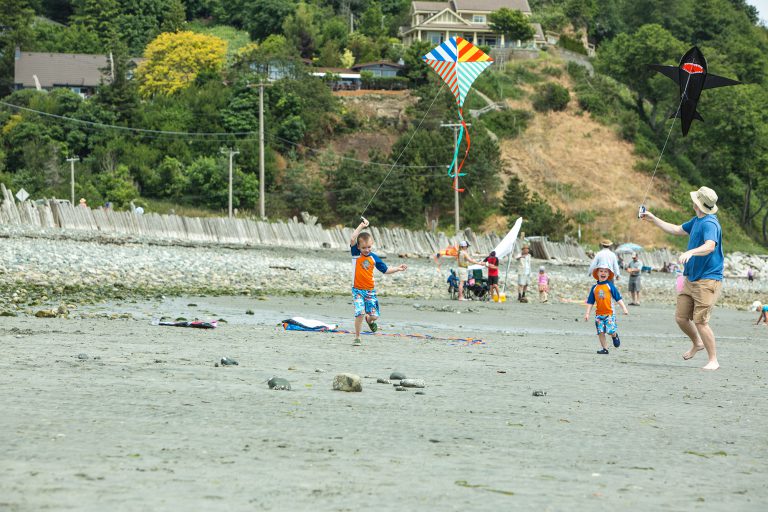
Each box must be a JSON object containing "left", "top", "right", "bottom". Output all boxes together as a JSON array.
[
  {"left": 464, "top": 268, "right": 491, "bottom": 301},
  {"left": 447, "top": 269, "right": 460, "bottom": 299}
]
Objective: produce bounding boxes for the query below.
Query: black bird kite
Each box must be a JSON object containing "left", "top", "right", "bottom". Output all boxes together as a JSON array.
[{"left": 648, "top": 46, "right": 741, "bottom": 136}]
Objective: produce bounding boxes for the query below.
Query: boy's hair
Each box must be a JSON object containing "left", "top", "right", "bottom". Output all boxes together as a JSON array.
[{"left": 357, "top": 232, "right": 373, "bottom": 245}]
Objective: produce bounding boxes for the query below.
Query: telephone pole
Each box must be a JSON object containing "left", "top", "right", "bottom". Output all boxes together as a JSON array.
[
  {"left": 220, "top": 147, "right": 239, "bottom": 218},
  {"left": 66, "top": 156, "right": 79, "bottom": 205},
  {"left": 248, "top": 81, "right": 273, "bottom": 219},
  {"left": 440, "top": 122, "right": 471, "bottom": 235}
]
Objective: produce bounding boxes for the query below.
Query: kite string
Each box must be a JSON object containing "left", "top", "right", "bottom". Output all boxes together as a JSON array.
[
  {"left": 641, "top": 73, "right": 692, "bottom": 206},
  {"left": 360, "top": 84, "right": 444, "bottom": 218}
]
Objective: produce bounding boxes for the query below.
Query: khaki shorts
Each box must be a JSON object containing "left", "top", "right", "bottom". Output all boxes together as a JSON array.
[
  {"left": 675, "top": 278, "right": 722, "bottom": 324},
  {"left": 458, "top": 267, "right": 468, "bottom": 281}
]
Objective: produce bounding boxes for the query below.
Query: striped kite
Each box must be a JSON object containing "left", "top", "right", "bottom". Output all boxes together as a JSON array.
[{"left": 422, "top": 37, "right": 493, "bottom": 191}]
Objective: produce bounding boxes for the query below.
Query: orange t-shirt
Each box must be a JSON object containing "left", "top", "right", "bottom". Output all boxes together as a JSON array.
[
  {"left": 351, "top": 245, "right": 388, "bottom": 290},
  {"left": 586, "top": 281, "right": 622, "bottom": 316}
]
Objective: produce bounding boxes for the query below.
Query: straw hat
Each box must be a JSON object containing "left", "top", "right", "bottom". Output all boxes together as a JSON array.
[
  {"left": 599, "top": 239, "right": 612, "bottom": 247},
  {"left": 79, "top": 198, "right": 86, "bottom": 204},
  {"left": 690, "top": 186, "right": 718, "bottom": 214}
]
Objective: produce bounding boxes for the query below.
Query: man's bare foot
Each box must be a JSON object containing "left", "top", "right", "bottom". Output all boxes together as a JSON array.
[
  {"left": 702, "top": 360, "right": 720, "bottom": 370},
  {"left": 682, "top": 344, "right": 704, "bottom": 360}
]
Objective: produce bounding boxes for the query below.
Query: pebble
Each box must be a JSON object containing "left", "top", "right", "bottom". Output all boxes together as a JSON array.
[
  {"left": 395, "top": 386, "right": 406, "bottom": 391},
  {"left": 77, "top": 353, "right": 89, "bottom": 360},
  {"left": 415, "top": 391, "right": 426, "bottom": 395},
  {"left": 314, "top": 368, "right": 326, "bottom": 373},
  {"left": 400, "top": 379, "right": 425, "bottom": 388},
  {"left": 332, "top": 373, "right": 362, "bottom": 392},
  {"left": 220, "top": 357, "right": 239, "bottom": 366},
  {"left": 532, "top": 390, "right": 547, "bottom": 397},
  {"left": 267, "top": 377, "right": 291, "bottom": 390},
  {"left": 389, "top": 371, "right": 407, "bottom": 380},
  {"left": 376, "top": 378, "right": 390, "bottom": 384}
]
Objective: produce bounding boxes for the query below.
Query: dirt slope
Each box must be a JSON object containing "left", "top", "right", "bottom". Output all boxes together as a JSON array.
[{"left": 499, "top": 95, "right": 679, "bottom": 247}]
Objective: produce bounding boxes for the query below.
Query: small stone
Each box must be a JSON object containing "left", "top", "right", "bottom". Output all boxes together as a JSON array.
[
  {"left": 267, "top": 377, "right": 291, "bottom": 390},
  {"left": 314, "top": 368, "right": 326, "bottom": 373},
  {"left": 287, "top": 366, "right": 297, "bottom": 371},
  {"left": 56, "top": 305, "right": 68, "bottom": 316},
  {"left": 214, "top": 363, "right": 219, "bottom": 367},
  {"left": 415, "top": 391, "right": 426, "bottom": 395},
  {"left": 77, "top": 353, "right": 89, "bottom": 360},
  {"left": 34, "top": 309, "right": 56, "bottom": 318},
  {"left": 400, "top": 379, "right": 425, "bottom": 388},
  {"left": 246, "top": 310, "right": 255, "bottom": 315},
  {"left": 332, "top": 373, "right": 362, "bottom": 392},
  {"left": 532, "top": 390, "right": 547, "bottom": 397},
  {"left": 389, "top": 371, "right": 407, "bottom": 380},
  {"left": 395, "top": 386, "right": 407, "bottom": 391},
  {"left": 220, "top": 357, "right": 239, "bottom": 366},
  {"left": 376, "top": 378, "right": 390, "bottom": 384}
]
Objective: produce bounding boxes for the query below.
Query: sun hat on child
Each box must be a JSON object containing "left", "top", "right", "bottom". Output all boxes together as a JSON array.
[
  {"left": 539, "top": 266, "right": 545, "bottom": 271},
  {"left": 690, "top": 186, "right": 718, "bottom": 214}
]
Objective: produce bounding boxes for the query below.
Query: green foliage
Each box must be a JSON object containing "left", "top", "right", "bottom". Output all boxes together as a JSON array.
[
  {"left": 188, "top": 22, "right": 251, "bottom": 62},
  {"left": 480, "top": 109, "right": 532, "bottom": 139},
  {"left": 0, "top": 0, "right": 35, "bottom": 96},
  {"left": 95, "top": 164, "right": 138, "bottom": 206},
  {"left": 488, "top": 8, "right": 535, "bottom": 42},
  {"left": 472, "top": 70, "right": 525, "bottom": 102},
  {"left": 532, "top": 83, "right": 571, "bottom": 112},
  {"left": 501, "top": 175, "right": 570, "bottom": 239},
  {"left": 360, "top": 75, "right": 408, "bottom": 90},
  {"left": 557, "top": 34, "right": 588, "bottom": 55},
  {"left": 186, "top": 155, "right": 259, "bottom": 209}
]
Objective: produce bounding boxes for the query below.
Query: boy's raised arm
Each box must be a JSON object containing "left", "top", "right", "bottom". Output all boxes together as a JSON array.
[{"left": 349, "top": 217, "right": 369, "bottom": 246}]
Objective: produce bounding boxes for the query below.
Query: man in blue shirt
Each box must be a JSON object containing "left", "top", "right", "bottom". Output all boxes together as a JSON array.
[{"left": 641, "top": 186, "right": 723, "bottom": 370}]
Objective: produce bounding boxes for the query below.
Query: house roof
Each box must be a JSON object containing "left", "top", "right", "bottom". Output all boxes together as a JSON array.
[
  {"left": 14, "top": 51, "right": 110, "bottom": 88},
  {"left": 452, "top": 0, "right": 531, "bottom": 12},
  {"left": 351, "top": 61, "right": 404, "bottom": 70},
  {"left": 413, "top": 1, "right": 450, "bottom": 11}
]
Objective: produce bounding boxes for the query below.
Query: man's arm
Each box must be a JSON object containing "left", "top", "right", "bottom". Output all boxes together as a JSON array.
[
  {"left": 641, "top": 211, "right": 686, "bottom": 236},
  {"left": 349, "top": 217, "right": 369, "bottom": 246},
  {"left": 679, "top": 240, "right": 716, "bottom": 265}
]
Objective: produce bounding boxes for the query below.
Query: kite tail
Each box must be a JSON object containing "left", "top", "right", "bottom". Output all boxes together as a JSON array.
[{"left": 447, "top": 108, "right": 470, "bottom": 192}]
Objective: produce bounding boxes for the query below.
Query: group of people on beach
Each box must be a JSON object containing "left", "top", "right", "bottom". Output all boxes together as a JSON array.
[{"left": 347, "top": 185, "right": 724, "bottom": 370}]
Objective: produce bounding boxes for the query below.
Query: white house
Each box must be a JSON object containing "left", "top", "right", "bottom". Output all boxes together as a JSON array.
[{"left": 399, "top": 0, "right": 545, "bottom": 49}]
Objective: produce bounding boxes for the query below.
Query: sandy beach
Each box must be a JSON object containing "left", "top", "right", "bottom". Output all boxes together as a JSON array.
[{"left": 2, "top": 289, "right": 767, "bottom": 511}]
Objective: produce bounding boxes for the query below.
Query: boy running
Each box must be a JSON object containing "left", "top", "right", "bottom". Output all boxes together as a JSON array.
[
  {"left": 584, "top": 267, "right": 629, "bottom": 354},
  {"left": 349, "top": 218, "right": 407, "bottom": 346}
]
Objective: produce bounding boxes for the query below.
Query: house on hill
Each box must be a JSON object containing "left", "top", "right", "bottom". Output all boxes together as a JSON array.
[
  {"left": 399, "top": 0, "right": 545, "bottom": 49},
  {"left": 350, "top": 61, "right": 404, "bottom": 77},
  {"left": 13, "top": 49, "right": 142, "bottom": 97}
]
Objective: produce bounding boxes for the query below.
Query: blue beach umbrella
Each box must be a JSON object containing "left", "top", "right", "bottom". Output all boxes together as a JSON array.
[{"left": 615, "top": 242, "right": 644, "bottom": 254}]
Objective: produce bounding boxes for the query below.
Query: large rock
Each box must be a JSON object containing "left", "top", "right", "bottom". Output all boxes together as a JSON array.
[
  {"left": 333, "top": 373, "right": 362, "bottom": 392},
  {"left": 400, "top": 378, "right": 426, "bottom": 388}
]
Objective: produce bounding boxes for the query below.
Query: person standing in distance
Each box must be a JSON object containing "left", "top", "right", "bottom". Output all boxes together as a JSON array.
[{"left": 641, "top": 186, "right": 723, "bottom": 370}]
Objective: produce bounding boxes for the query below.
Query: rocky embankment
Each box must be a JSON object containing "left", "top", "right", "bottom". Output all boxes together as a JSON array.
[{"left": 0, "top": 230, "right": 765, "bottom": 317}]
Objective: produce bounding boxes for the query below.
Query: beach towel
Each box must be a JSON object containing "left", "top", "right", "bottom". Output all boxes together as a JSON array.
[{"left": 281, "top": 317, "right": 339, "bottom": 331}]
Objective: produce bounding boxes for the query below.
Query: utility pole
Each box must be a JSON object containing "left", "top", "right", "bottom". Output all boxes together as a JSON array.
[
  {"left": 66, "top": 156, "right": 79, "bottom": 205},
  {"left": 440, "top": 122, "right": 471, "bottom": 235},
  {"left": 220, "top": 147, "right": 239, "bottom": 218},
  {"left": 248, "top": 81, "right": 273, "bottom": 219}
]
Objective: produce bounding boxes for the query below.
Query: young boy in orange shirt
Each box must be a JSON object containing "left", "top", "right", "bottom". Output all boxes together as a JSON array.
[
  {"left": 584, "top": 267, "right": 629, "bottom": 354},
  {"left": 349, "top": 218, "right": 408, "bottom": 346}
]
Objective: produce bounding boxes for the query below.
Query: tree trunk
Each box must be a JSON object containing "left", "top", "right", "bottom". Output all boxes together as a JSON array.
[
  {"left": 763, "top": 209, "right": 768, "bottom": 243},
  {"left": 742, "top": 176, "right": 752, "bottom": 227}
]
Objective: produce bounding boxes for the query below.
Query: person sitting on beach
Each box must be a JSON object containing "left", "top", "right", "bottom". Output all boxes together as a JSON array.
[
  {"left": 537, "top": 266, "right": 550, "bottom": 303},
  {"left": 587, "top": 239, "right": 621, "bottom": 281},
  {"left": 456, "top": 241, "right": 483, "bottom": 301},
  {"left": 349, "top": 217, "right": 407, "bottom": 346},
  {"left": 483, "top": 251, "right": 500, "bottom": 301},
  {"left": 584, "top": 267, "right": 629, "bottom": 354}
]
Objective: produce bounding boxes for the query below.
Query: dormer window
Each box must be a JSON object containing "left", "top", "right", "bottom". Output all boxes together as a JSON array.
[{"left": 472, "top": 14, "right": 486, "bottom": 23}]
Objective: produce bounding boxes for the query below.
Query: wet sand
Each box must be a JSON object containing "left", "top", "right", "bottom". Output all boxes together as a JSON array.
[{"left": 1, "top": 295, "right": 767, "bottom": 511}]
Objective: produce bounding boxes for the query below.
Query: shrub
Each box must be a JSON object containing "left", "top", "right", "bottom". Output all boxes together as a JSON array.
[
  {"left": 481, "top": 109, "right": 533, "bottom": 139},
  {"left": 532, "top": 83, "right": 570, "bottom": 112},
  {"left": 558, "top": 34, "right": 588, "bottom": 55},
  {"left": 541, "top": 65, "right": 562, "bottom": 77}
]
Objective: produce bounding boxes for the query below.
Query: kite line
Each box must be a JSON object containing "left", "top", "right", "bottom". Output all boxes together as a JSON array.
[
  {"left": 359, "top": 84, "right": 445, "bottom": 218},
  {"left": 640, "top": 73, "right": 692, "bottom": 209}
]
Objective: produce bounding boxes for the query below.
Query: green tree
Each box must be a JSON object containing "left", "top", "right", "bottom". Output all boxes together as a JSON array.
[
  {"left": 95, "top": 164, "right": 139, "bottom": 207},
  {"left": 488, "top": 8, "right": 535, "bottom": 43},
  {"left": 282, "top": 2, "right": 320, "bottom": 58},
  {"left": 359, "top": 4, "right": 386, "bottom": 38},
  {"left": 595, "top": 24, "right": 686, "bottom": 131},
  {"left": 71, "top": 0, "right": 120, "bottom": 45},
  {"left": 242, "top": 0, "right": 296, "bottom": 41},
  {"left": 0, "top": 0, "right": 34, "bottom": 96}
]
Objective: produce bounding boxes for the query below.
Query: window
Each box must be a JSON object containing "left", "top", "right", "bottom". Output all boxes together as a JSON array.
[{"left": 472, "top": 14, "right": 486, "bottom": 23}]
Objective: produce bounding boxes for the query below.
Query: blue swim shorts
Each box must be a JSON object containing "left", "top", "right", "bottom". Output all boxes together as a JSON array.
[
  {"left": 594, "top": 314, "right": 617, "bottom": 335},
  {"left": 352, "top": 287, "right": 380, "bottom": 318}
]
